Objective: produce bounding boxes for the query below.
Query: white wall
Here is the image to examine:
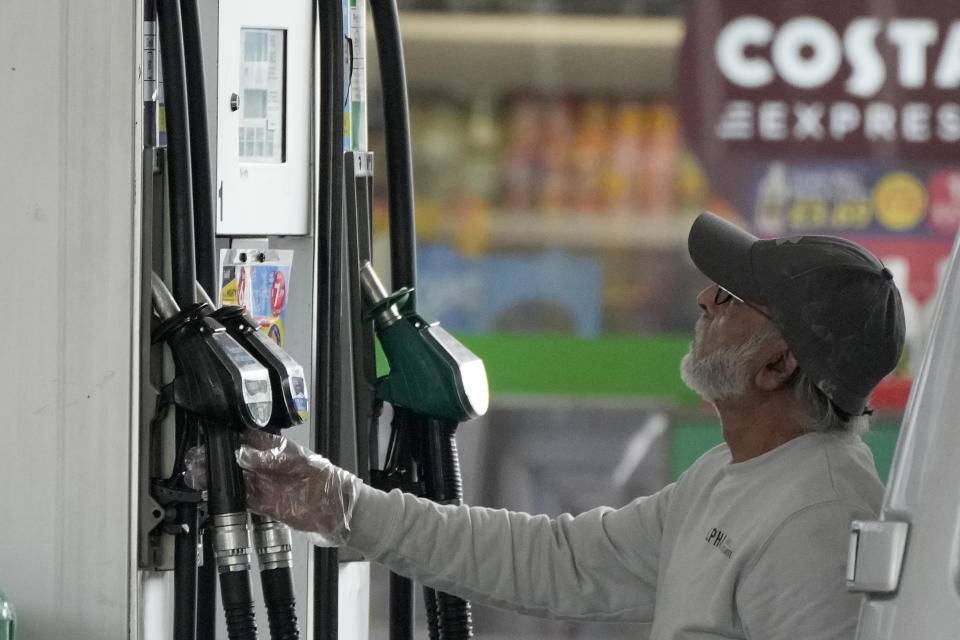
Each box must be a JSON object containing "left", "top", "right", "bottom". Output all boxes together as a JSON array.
[{"left": 0, "top": 0, "right": 141, "bottom": 637}]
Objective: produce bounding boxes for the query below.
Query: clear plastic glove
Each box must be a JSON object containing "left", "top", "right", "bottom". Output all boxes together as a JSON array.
[{"left": 236, "top": 428, "right": 363, "bottom": 548}]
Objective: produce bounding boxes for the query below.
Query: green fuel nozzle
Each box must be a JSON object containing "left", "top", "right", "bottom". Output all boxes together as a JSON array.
[{"left": 359, "top": 261, "right": 489, "bottom": 422}]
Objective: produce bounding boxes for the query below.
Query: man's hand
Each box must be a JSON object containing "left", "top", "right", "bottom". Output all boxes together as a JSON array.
[{"left": 237, "top": 428, "right": 363, "bottom": 547}]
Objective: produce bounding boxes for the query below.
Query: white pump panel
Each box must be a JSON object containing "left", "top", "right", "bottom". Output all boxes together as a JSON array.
[{"left": 217, "top": 0, "right": 313, "bottom": 235}]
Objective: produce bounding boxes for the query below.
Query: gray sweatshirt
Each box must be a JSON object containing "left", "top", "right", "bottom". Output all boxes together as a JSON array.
[{"left": 347, "top": 431, "right": 883, "bottom": 639}]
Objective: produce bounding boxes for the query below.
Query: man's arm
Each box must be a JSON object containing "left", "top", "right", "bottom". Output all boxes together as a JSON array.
[
  {"left": 347, "top": 483, "right": 671, "bottom": 622},
  {"left": 736, "top": 500, "right": 869, "bottom": 639},
  {"left": 237, "top": 427, "right": 670, "bottom": 622}
]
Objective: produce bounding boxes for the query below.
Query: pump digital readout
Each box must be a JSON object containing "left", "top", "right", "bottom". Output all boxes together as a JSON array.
[{"left": 239, "top": 27, "right": 286, "bottom": 164}]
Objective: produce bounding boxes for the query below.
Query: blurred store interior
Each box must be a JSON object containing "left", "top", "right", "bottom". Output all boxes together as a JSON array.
[{"left": 355, "top": 1, "right": 945, "bottom": 636}]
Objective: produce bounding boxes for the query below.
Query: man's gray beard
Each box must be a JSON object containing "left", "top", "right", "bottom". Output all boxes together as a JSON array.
[{"left": 680, "top": 320, "right": 778, "bottom": 403}]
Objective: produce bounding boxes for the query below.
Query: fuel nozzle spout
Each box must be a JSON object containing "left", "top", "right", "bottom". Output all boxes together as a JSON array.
[
  {"left": 358, "top": 261, "right": 489, "bottom": 422},
  {"left": 359, "top": 261, "right": 407, "bottom": 329}
]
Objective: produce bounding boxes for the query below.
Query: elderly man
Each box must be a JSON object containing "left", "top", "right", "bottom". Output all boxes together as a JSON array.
[{"left": 238, "top": 212, "right": 904, "bottom": 638}]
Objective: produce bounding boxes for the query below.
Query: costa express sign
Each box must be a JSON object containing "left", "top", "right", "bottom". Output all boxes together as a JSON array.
[
  {"left": 679, "top": 1, "right": 960, "bottom": 159},
  {"left": 677, "top": 1, "right": 960, "bottom": 240}
]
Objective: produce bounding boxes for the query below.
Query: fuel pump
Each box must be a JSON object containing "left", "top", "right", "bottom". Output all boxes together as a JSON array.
[{"left": 148, "top": 0, "right": 488, "bottom": 637}]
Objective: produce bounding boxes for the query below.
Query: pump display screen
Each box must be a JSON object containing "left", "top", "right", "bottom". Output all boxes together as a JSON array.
[{"left": 239, "top": 28, "right": 286, "bottom": 164}]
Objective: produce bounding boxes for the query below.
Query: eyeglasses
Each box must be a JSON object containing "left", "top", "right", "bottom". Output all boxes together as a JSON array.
[
  {"left": 714, "top": 286, "right": 775, "bottom": 322},
  {"left": 713, "top": 286, "right": 738, "bottom": 306}
]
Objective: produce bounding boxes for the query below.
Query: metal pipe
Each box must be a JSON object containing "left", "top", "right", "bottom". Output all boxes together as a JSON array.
[
  {"left": 152, "top": 272, "right": 181, "bottom": 319},
  {"left": 196, "top": 282, "right": 216, "bottom": 309},
  {"left": 359, "top": 261, "right": 402, "bottom": 328}
]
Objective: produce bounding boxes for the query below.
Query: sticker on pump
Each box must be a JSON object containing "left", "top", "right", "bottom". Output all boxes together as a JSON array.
[{"left": 219, "top": 248, "right": 294, "bottom": 347}]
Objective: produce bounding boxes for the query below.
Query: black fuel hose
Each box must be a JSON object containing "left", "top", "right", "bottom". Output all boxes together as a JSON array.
[
  {"left": 206, "top": 427, "right": 259, "bottom": 640},
  {"left": 315, "top": 1, "right": 346, "bottom": 638},
  {"left": 421, "top": 419, "right": 473, "bottom": 639},
  {"left": 220, "top": 569, "right": 258, "bottom": 640},
  {"left": 253, "top": 513, "right": 300, "bottom": 640},
  {"left": 156, "top": 3, "right": 199, "bottom": 639},
  {"left": 178, "top": 1, "right": 263, "bottom": 634},
  {"left": 197, "top": 534, "right": 217, "bottom": 640},
  {"left": 367, "top": 3, "right": 417, "bottom": 637},
  {"left": 177, "top": 3, "right": 218, "bottom": 636},
  {"left": 179, "top": 0, "right": 217, "bottom": 302},
  {"left": 368, "top": 0, "right": 416, "bottom": 302},
  {"left": 367, "top": 2, "right": 475, "bottom": 638},
  {"left": 261, "top": 567, "right": 298, "bottom": 640},
  {"left": 255, "top": 429, "right": 300, "bottom": 640},
  {"left": 389, "top": 572, "right": 415, "bottom": 640},
  {"left": 156, "top": 0, "right": 196, "bottom": 306},
  {"left": 206, "top": 428, "right": 246, "bottom": 514},
  {"left": 173, "top": 431, "right": 200, "bottom": 640}
]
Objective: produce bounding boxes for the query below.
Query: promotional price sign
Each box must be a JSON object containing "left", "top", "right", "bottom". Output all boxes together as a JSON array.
[
  {"left": 219, "top": 249, "right": 295, "bottom": 347},
  {"left": 676, "top": 0, "right": 960, "bottom": 406}
]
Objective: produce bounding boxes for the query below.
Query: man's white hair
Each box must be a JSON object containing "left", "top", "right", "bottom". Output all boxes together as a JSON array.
[{"left": 794, "top": 373, "right": 870, "bottom": 435}]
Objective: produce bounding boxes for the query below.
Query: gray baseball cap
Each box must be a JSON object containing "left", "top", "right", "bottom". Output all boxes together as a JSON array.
[{"left": 687, "top": 212, "right": 905, "bottom": 417}]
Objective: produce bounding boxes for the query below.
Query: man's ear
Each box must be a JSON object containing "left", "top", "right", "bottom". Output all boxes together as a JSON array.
[{"left": 754, "top": 343, "right": 799, "bottom": 392}]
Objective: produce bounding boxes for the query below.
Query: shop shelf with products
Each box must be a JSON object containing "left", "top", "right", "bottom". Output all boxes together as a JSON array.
[
  {"left": 366, "top": 11, "right": 710, "bottom": 337},
  {"left": 365, "top": 11, "right": 699, "bottom": 234}
]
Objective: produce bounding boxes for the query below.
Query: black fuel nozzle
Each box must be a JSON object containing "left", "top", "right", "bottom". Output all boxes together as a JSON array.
[
  {"left": 359, "top": 261, "right": 489, "bottom": 422},
  {"left": 193, "top": 284, "right": 304, "bottom": 640},
  {"left": 196, "top": 283, "right": 310, "bottom": 430},
  {"left": 151, "top": 273, "right": 273, "bottom": 430}
]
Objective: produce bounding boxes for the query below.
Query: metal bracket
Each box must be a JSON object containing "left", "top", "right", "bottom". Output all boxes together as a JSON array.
[{"left": 847, "top": 519, "right": 909, "bottom": 593}]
